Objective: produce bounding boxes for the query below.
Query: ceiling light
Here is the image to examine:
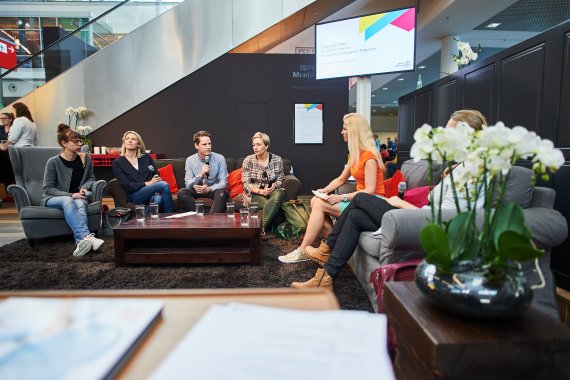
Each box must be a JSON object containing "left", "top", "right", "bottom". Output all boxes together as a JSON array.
[
  {"left": 486, "top": 22, "right": 501, "bottom": 28},
  {"left": 373, "top": 109, "right": 377, "bottom": 112},
  {"left": 397, "top": 78, "right": 404, "bottom": 81},
  {"left": 382, "top": 87, "right": 388, "bottom": 90},
  {"left": 392, "top": 101, "right": 397, "bottom": 104},
  {"left": 371, "top": 94, "right": 376, "bottom": 97},
  {"left": 418, "top": 65, "right": 426, "bottom": 69}
]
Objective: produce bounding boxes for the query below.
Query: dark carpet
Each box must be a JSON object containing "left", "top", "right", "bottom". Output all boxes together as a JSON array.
[{"left": 0, "top": 234, "right": 373, "bottom": 312}]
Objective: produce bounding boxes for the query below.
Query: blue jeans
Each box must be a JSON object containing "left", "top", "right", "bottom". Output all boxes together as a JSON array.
[
  {"left": 46, "top": 196, "right": 90, "bottom": 243},
  {"left": 131, "top": 181, "right": 173, "bottom": 213}
]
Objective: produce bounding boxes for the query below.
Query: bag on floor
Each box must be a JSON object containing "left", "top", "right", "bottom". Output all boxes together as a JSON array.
[
  {"left": 102, "top": 205, "right": 132, "bottom": 230},
  {"left": 371, "top": 258, "right": 423, "bottom": 353},
  {"left": 281, "top": 200, "right": 311, "bottom": 239}
]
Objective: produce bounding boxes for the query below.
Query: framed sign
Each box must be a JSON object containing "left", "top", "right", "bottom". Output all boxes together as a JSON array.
[{"left": 294, "top": 103, "right": 323, "bottom": 144}]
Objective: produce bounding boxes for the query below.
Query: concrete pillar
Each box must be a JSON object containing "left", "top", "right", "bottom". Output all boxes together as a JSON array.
[
  {"left": 355, "top": 76, "right": 371, "bottom": 124},
  {"left": 440, "top": 35, "right": 459, "bottom": 78}
]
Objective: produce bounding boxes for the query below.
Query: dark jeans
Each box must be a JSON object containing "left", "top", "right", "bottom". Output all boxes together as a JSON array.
[
  {"left": 130, "top": 181, "right": 174, "bottom": 213},
  {"left": 324, "top": 193, "right": 397, "bottom": 279},
  {"left": 177, "top": 187, "right": 228, "bottom": 213},
  {"left": 0, "top": 151, "right": 15, "bottom": 186}
]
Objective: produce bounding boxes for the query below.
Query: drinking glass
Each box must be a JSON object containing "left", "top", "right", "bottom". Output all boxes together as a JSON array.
[
  {"left": 0, "top": 140, "right": 7, "bottom": 149},
  {"left": 150, "top": 202, "right": 159, "bottom": 221},
  {"left": 135, "top": 204, "right": 145, "bottom": 223},
  {"left": 195, "top": 201, "right": 204, "bottom": 216},
  {"left": 239, "top": 208, "right": 249, "bottom": 226},
  {"left": 249, "top": 202, "right": 259, "bottom": 218},
  {"left": 226, "top": 202, "right": 235, "bottom": 218}
]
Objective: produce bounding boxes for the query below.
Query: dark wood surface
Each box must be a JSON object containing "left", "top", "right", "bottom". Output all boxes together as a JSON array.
[
  {"left": 114, "top": 213, "right": 261, "bottom": 267},
  {"left": 383, "top": 281, "right": 570, "bottom": 380}
]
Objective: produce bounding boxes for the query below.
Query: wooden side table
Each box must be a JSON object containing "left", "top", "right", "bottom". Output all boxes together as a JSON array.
[{"left": 383, "top": 282, "right": 570, "bottom": 380}]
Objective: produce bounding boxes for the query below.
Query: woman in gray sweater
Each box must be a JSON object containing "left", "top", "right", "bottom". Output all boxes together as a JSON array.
[{"left": 41, "top": 124, "right": 104, "bottom": 256}]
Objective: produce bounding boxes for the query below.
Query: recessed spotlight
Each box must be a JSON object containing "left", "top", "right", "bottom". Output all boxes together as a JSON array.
[
  {"left": 418, "top": 65, "right": 426, "bottom": 69},
  {"left": 392, "top": 101, "right": 397, "bottom": 104},
  {"left": 381, "top": 106, "right": 386, "bottom": 109},
  {"left": 352, "top": 105, "right": 356, "bottom": 108},
  {"left": 389, "top": 113, "right": 394, "bottom": 116},
  {"left": 371, "top": 94, "right": 376, "bottom": 97},
  {"left": 373, "top": 109, "right": 377, "bottom": 112},
  {"left": 486, "top": 22, "right": 501, "bottom": 28},
  {"left": 397, "top": 78, "right": 404, "bottom": 81},
  {"left": 382, "top": 87, "right": 388, "bottom": 90}
]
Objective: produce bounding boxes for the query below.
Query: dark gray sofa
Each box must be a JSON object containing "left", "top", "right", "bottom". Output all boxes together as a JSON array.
[{"left": 347, "top": 160, "right": 568, "bottom": 319}]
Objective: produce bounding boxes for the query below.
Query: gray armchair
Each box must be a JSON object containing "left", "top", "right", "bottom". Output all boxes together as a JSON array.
[
  {"left": 349, "top": 161, "right": 568, "bottom": 319},
  {"left": 7, "top": 146, "right": 106, "bottom": 245}
]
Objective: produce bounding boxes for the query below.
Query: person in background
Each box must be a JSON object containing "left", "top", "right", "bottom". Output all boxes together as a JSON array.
[
  {"left": 41, "top": 124, "right": 104, "bottom": 257},
  {"left": 0, "top": 112, "right": 16, "bottom": 190},
  {"left": 374, "top": 134, "right": 381, "bottom": 152},
  {"left": 291, "top": 109, "right": 487, "bottom": 290},
  {"left": 177, "top": 131, "right": 228, "bottom": 213},
  {"left": 241, "top": 132, "right": 285, "bottom": 233},
  {"left": 112, "top": 131, "right": 173, "bottom": 213},
  {"left": 279, "top": 113, "right": 385, "bottom": 264},
  {"left": 0, "top": 102, "right": 37, "bottom": 150},
  {"left": 380, "top": 143, "right": 389, "bottom": 162}
]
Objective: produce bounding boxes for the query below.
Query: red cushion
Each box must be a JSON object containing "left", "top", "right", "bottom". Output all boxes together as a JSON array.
[
  {"left": 157, "top": 164, "right": 179, "bottom": 194},
  {"left": 383, "top": 170, "right": 405, "bottom": 197},
  {"left": 403, "top": 185, "right": 432, "bottom": 208},
  {"left": 227, "top": 168, "right": 243, "bottom": 198}
]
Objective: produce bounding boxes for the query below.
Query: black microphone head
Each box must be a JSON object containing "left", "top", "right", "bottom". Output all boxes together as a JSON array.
[{"left": 205, "top": 155, "right": 210, "bottom": 165}]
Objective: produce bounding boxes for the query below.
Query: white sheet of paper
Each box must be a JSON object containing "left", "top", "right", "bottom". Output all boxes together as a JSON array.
[
  {"left": 150, "top": 303, "right": 394, "bottom": 380},
  {"left": 164, "top": 211, "right": 196, "bottom": 219}
]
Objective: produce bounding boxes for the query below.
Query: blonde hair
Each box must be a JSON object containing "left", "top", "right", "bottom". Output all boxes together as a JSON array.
[
  {"left": 120, "top": 130, "right": 146, "bottom": 158},
  {"left": 450, "top": 109, "right": 487, "bottom": 131},
  {"left": 343, "top": 113, "right": 383, "bottom": 169},
  {"left": 252, "top": 131, "right": 270, "bottom": 146}
]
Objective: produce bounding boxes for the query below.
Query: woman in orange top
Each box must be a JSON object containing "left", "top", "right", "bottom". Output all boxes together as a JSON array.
[{"left": 279, "top": 113, "right": 385, "bottom": 264}]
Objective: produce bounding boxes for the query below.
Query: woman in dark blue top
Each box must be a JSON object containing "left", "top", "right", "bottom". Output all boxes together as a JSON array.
[{"left": 112, "top": 131, "right": 173, "bottom": 212}]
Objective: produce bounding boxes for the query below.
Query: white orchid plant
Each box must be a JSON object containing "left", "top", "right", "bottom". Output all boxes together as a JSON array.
[
  {"left": 65, "top": 106, "right": 89, "bottom": 129},
  {"left": 452, "top": 37, "right": 481, "bottom": 68},
  {"left": 411, "top": 122, "right": 564, "bottom": 276}
]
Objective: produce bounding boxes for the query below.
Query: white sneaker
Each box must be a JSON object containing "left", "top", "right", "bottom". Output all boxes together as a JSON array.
[
  {"left": 278, "top": 247, "right": 309, "bottom": 263},
  {"left": 85, "top": 233, "right": 104, "bottom": 251},
  {"left": 73, "top": 239, "right": 92, "bottom": 257}
]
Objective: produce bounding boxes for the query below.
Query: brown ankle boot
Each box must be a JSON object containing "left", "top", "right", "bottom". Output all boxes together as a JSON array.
[
  {"left": 291, "top": 268, "right": 333, "bottom": 291},
  {"left": 306, "top": 240, "right": 331, "bottom": 265}
]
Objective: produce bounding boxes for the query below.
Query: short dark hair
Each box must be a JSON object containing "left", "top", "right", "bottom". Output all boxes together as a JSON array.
[{"left": 193, "top": 130, "right": 211, "bottom": 145}]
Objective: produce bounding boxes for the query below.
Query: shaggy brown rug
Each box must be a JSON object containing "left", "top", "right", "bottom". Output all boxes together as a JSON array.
[{"left": 0, "top": 234, "right": 373, "bottom": 311}]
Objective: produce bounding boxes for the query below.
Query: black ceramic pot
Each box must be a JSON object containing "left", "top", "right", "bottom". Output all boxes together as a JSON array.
[{"left": 415, "top": 260, "right": 533, "bottom": 319}]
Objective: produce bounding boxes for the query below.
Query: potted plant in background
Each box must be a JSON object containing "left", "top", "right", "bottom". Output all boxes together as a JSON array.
[
  {"left": 65, "top": 106, "right": 92, "bottom": 152},
  {"left": 452, "top": 37, "right": 481, "bottom": 69},
  {"left": 411, "top": 122, "right": 564, "bottom": 318}
]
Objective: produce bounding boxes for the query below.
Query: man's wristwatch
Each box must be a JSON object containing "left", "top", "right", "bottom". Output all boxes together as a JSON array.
[{"left": 342, "top": 194, "right": 349, "bottom": 202}]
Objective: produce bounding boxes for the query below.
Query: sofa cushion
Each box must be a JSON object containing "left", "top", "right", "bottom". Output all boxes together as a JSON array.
[
  {"left": 227, "top": 168, "right": 243, "bottom": 198},
  {"left": 501, "top": 166, "right": 534, "bottom": 208},
  {"left": 403, "top": 185, "right": 432, "bottom": 208},
  {"left": 401, "top": 159, "right": 442, "bottom": 189},
  {"left": 358, "top": 231, "right": 382, "bottom": 259},
  {"left": 157, "top": 164, "right": 179, "bottom": 194},
  {"left": 383, "top": 170, "right": 405, "bottom": 197}
]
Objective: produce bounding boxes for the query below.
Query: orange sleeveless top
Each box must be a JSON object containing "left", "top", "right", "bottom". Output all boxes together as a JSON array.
[{"left": 350, "top": 150, "right": 385, "bottom": 196}]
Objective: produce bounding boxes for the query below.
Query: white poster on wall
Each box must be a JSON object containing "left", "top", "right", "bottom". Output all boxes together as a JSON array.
[{"left": 294, "top": 103, "right": 323, "bottom": 144}]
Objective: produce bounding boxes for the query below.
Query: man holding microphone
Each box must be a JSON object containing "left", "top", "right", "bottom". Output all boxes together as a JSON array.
[{"left": 177, "top": 130, "right": 229, "bottom": 213}]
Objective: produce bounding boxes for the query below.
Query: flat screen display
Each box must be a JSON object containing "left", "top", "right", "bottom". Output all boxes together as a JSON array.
[{"left": 315, "top": 7, "right": 416, "bottom": 80}]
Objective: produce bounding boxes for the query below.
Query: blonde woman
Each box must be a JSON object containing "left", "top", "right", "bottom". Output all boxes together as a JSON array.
[
  {"left": 241, "top": 132, "right": 285, "bottom": 232},
  {"left": 279, "top": 113, "right": 385, "bottom": 263},
  {"left": 112, "top": 131, "right": 173, "bottom": 212}
]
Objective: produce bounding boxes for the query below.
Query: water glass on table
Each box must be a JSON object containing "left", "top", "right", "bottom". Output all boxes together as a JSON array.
[
  {"left": 239, "top": 208, "right": 249, "bottom": 226},
  {"left": 135, "top": 204, "right": 145, "bottom": 223},
  {"left": 195, "top": 200, "right": 204, "bottom": 216},
  {"left": 249, "top": 202, "right": 259, "bottom": 218},
  {"left": 226, "top": 202, "right": 235, "bottom": 218},
  {"left": 150, "top": 202, "right": 159, "bottom": 221}
]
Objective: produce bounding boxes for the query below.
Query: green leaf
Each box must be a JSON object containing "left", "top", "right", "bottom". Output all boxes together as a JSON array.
[
  {"left": 420, "top": 223, "right": 452, "bottom": 269},
  {"left": 492, "top": 203, "right": 530, "bottom": 248},
  {"left": 497, "top": 230, "right": 544, "bottom": 262},
  {"left": 446, "top": 211, "right": 479, "bottom": 261}
]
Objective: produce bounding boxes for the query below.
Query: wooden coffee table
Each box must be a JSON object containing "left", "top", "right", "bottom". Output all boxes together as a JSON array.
[{"left": 114, "top": 213, "right": 261, "bottom": 266}]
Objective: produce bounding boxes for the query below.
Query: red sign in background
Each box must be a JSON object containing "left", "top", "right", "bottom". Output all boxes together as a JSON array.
[{"left": 0, "top": 39, "right": 17, "bottom": 70}]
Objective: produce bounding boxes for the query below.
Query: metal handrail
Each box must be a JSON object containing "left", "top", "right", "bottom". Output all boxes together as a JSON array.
[{"left": 0, "top": 0, "right": 130, "bottom": 79}]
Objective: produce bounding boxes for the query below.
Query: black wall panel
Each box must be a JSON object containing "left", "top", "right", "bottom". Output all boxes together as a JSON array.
[
  {"left": 498, "top": 44, "right": 545, "bottom": 132},
  {"left": 414, "top": 91, "right": 433, "bottom": 129},
  {"left": 558, "top": 32, "right": 570, "bottom": 147},
  {"left": 435, "top": 79, "right": 457, "bottom": 127},
  {"left": 398, "top": 97, "right": 414, "bottom": 155},
  {"left": 463, "top": 64, "right": 495, "bottom": 123},
  {"left": 91, "top": 54, "right": 349, "bottom": 193}
]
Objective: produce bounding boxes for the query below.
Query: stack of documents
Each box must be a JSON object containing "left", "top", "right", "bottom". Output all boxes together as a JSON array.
[{"left": 151, "top": 303, "right": 394, "bottom": 380}]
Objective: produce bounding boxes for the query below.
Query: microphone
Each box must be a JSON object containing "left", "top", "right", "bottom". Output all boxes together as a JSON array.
[
  {"left": 147, "top": 165, "right": 156, "bottom": 181},
  {"left": 398, "top": 181, "right": 407, "bottom": 199},
  {"left": 204, "top": 155, "right": 210, "bottom": 178}
]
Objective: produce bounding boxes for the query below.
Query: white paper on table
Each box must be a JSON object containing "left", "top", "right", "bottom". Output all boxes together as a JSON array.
[
  {"left": 150, "top": 303, "right": 394, "bottom": 380},
  {"left": 164, "top": 211, "right": 196, "bottom": 219}
]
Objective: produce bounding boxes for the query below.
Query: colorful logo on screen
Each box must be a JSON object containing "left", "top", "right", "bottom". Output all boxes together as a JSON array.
[
  {"left": 304, "top": 104, "right": 323, "bottom": 111},
  {"left": 359, "top": 8, "right": 415, "bottom": 41}
]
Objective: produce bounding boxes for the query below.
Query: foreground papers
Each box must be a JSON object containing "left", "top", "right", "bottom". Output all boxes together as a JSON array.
[
  {"left": 151, "top": 303, "right": 394, "bottom": 380},
  {"left": 0, "top": 297, "right": 163, "bottom": 380}
]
